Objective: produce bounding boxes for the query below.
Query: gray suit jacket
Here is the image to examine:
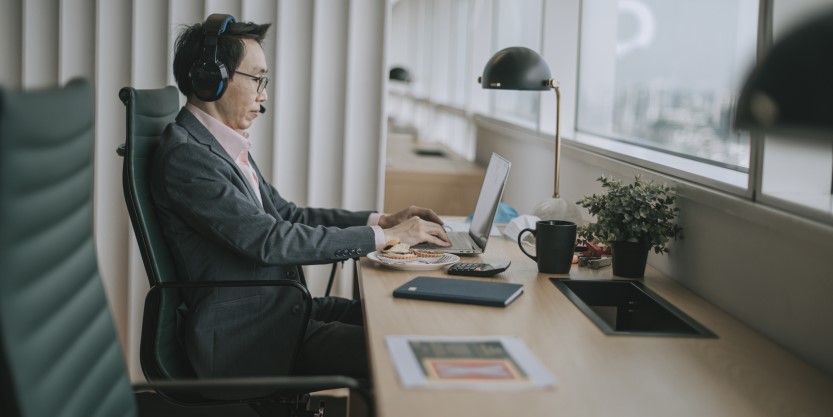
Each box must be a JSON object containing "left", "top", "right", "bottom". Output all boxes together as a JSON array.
[{"left": 150, "top": 109, "right": 377, "bottom": 378}]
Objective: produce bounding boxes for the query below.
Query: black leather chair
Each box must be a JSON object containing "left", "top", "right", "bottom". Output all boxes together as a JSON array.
[{"left": 117, "top": 86, "right": 369, "bottom": 416}]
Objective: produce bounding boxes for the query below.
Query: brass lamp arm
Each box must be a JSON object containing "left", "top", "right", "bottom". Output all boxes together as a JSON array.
[{"left": 548, "top": 80, "right": 561, "bottom": 199}]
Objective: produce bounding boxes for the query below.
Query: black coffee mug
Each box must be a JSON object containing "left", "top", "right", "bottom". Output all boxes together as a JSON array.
[{"left": 517, "top": 220, "right": 577, "bottom": 274}]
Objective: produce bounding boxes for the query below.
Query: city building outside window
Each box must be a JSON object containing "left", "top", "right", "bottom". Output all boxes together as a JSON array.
[{"left": 576, "top": 0, "right": 758, "bottom": 174}]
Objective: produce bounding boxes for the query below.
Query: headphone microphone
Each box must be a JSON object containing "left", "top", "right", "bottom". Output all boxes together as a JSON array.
[
  {"left": 189, "top": 14, "right": 236, "bottom": 102},
  {"left": 259, "top": 105, "right": 266, "bottom": 114}
]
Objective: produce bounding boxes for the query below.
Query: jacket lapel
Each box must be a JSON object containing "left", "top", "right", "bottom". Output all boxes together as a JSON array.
[{"left": 175, "top": 109, "right": 264, "bottom": 211}]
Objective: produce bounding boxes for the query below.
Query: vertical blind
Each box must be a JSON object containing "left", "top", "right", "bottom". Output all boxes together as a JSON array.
[{"left": 0, "top": 0, "right": 389, "bottom": 381}]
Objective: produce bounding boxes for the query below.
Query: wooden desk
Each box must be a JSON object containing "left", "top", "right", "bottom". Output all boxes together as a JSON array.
[
  {"left": 357, "top": 235, "right": 833, "bottom": 417},
  {"left": 384, "top": 140, "right": 485, "bottom": 216}
]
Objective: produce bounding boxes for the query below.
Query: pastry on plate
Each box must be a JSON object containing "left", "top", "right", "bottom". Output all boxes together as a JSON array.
[
  {"left": 413, "top": 248, "right": 445, "bottom": 258},
  {"left": 379, "top": 241, "right": 417, "bottom": 261}
]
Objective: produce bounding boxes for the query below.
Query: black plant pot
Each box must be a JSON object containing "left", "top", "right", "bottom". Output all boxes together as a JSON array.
[{"left": 610, "top": 241, "right": 651, "bottom": 278}]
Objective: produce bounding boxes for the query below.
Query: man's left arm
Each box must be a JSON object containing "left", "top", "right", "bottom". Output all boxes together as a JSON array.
[
  {"left": 264, "top": 184, "right": 447, "bottom": 248},
  {"left": 265, "top": 183, "right": 374, "bottom": 228}
]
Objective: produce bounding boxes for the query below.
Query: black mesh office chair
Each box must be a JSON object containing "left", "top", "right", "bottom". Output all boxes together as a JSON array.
[
  {"left": 0, "top": 79, "right": 366, "bottom": 417},
  {"left": 117, "top": 86, "right": 369, "bottom": 416}
]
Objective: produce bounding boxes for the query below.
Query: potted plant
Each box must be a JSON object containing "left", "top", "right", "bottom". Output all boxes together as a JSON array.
[{"left": 576, "top": 175, "right": 683, "bottom": 278}]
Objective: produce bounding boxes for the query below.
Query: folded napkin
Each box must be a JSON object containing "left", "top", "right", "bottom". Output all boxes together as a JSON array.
[{"left": 502, "top": 214, "right": 541, "bottom": 243}]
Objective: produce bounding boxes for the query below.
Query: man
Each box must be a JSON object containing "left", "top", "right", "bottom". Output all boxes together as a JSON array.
[{"left": 151, "top": 15, "right": 449, "bottom": 381}]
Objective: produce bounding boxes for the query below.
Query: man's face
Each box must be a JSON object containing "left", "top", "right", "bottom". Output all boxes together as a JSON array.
[{"left": 215, "top": 38, "right": 267, "bottom": 130}]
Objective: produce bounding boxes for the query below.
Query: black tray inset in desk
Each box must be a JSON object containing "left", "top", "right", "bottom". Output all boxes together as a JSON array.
[{"left": 551, "top": 279, "right": 717, "bottom": 338}]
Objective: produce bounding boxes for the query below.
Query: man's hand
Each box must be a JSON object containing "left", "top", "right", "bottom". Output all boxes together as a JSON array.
[
  {"left": 379, "top": 205, "right": 443, "bottom": 229},
  {"left": 382, "top": 217, "right": 451, "bottom": 247}
]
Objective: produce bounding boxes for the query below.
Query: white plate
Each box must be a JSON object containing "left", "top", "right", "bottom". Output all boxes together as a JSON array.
[{"left": 367, "top": 251, "right": 460, "bottom": 271}]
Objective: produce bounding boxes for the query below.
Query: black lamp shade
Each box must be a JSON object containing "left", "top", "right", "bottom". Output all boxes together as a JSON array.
[
  {"left": 389, "top": 66, "right": 412, "bottom": 83},
  {"left": 734, "top": 8, "right": 833, "bottom": 139},
  {"left": 479, "top": 47, "right": 552, "bottom": 90}
]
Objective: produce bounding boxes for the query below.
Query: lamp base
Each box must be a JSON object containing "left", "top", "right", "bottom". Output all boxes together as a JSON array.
[{"left": 532, "top": 197, "right": 585, "bottom": 225}]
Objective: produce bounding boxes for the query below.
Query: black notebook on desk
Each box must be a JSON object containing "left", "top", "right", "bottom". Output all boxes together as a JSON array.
[{"left": 393, "top": 276, "right": 523, "bottom": 307}]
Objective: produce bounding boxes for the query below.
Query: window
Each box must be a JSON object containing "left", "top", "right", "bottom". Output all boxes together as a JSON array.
[
  {"left": 490, "top": 0, "right": 543, "bottom": 127},
  {"left": 761, "top": 135, "right": 833, "bottom": 217},
  {"left": 451, "top": 0, "right": 470, "bottom": 107},
  {"left": 757, "top": 0, "right": 833, "bottom": 221},
  {"left": 576, "top": 0, "right": 759, "bottom": 173},
  {"left": 388, "top": 0, "right": 833, "bottom": 224},
  {"left": 429, "top": 0, "right": 452, "bottom": 103}
]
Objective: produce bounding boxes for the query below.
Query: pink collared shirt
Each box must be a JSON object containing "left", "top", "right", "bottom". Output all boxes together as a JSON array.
[
  {"left": 186, "top": 103, "right": 263, "bottom": 206},
  {"left": 185, "top": 104, "right": 387, "bottom": 249}
]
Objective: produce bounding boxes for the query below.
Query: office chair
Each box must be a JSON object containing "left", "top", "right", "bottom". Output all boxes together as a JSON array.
[
  {"left": 0, "top": 78, "right": 140, "bottom": 417},
  {"left": 117, "top": 86, "right": 369, "bottom": 416}
]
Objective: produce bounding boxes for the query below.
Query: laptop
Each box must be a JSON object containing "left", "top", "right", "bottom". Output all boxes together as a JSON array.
[{"left": 412, "top": 152, "right": 511, "bottom": 255}]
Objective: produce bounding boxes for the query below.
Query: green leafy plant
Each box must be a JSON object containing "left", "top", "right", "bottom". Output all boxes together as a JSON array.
[{"left": 576, "top": 175, "right": 683, "bottom": 254}]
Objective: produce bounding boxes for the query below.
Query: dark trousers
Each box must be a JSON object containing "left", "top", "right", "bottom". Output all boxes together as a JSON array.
[{"left": 293, "top": 297, "right": 369, "bottom": 380}]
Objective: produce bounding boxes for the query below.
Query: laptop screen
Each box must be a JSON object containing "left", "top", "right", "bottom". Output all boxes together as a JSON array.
[{"left": 468, "top": 153, "right": 511, "bottom": 250}]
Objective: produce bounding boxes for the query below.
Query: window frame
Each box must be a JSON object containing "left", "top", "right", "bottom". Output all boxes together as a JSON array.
[{"left": 558, "top": 0, "right": 760, "bottom": 199}]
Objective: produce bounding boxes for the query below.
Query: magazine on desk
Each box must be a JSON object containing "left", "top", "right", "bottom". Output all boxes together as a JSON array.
[{"left": 386, "top": 335, "right": 556, "bottom": 390}]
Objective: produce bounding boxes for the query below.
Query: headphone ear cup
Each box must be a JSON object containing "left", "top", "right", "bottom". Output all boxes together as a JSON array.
[
  {"left": 190, "top": 60, "right": 229, "bottom": 101},
  {"left": 191, "top": 14, "right": 235, "bottom": 101}
]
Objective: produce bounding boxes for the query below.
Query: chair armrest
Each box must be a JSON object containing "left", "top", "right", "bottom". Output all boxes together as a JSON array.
[
  {"left": 155, "top": 279, "right": 309, "bottom": 293},
  {"left": 133, "top": 374, "right": 361, "bottom": 393},
  {"left": 149, "top": 279, "right": 313, "bottom": 328},
  {"left": 149, "top": 279, "right": 313, "bottom": 322}
]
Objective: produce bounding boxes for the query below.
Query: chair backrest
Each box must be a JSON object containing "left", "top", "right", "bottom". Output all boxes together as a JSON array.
[
  {"left": 118, "top": 86, "right": 199, "bottom": 383},
  {"left": 0, "top": 79, "right": 138, "bottom": 417},
  {"left": 119, "top": 86, "right": 180, "bottom": 287}
]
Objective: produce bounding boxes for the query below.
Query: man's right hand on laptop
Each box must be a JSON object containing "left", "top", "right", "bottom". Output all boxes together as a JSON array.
[
  {"left": 383, "top": 216, "right": 451, "bottom": 247},
  {"left": 378, "top": 205, "right": 444, "bottom": 229}
]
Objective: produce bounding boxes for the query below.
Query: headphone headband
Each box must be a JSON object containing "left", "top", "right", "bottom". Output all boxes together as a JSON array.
[{"left": 190, "top": 14, "right": 236, "bottom": 102}]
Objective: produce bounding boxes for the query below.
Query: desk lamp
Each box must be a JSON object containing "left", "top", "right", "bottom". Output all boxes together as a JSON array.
[
  {"left": 734, "top": 8, "right": 833, "bottom": 140},
  {"left": 479, "top": 47, "right": 584, "bottom": 223},
  {"left": 388, "top": 66, "right": 414, "bottom": 136},
  {"left": 390, "top": 66, "right": 413, "bottom": 83}
]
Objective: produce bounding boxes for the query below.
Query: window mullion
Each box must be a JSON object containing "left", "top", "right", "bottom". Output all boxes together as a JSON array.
[{"left": 748, "top": 0, "right": 774, "bottom": 201}]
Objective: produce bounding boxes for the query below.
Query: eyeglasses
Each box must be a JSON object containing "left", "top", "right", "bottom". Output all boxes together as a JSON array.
[{"left": 234, "top": 70, "right": 269, "bottom": 94}]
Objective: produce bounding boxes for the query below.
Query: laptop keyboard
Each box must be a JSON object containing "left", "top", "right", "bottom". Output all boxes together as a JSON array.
[{"left": 449, "top": 233, "right": 473, "bottom": 248}]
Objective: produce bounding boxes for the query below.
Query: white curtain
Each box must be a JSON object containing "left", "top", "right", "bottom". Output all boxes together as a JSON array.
[{"left": 0, "top": 0, "right": 389, "bottom": 381}]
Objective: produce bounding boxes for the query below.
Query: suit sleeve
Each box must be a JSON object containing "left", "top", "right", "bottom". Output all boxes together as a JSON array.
[
  {"left": 263, "top": 183, "right": 374, "bottom": 228},
  {"left": 156, "top": 142, "right": 376, "bottom": 266}
]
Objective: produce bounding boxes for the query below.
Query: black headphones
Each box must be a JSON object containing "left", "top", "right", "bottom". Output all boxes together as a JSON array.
[{"left": 189, "top": 14, "right": 236, "bottom": 101}]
